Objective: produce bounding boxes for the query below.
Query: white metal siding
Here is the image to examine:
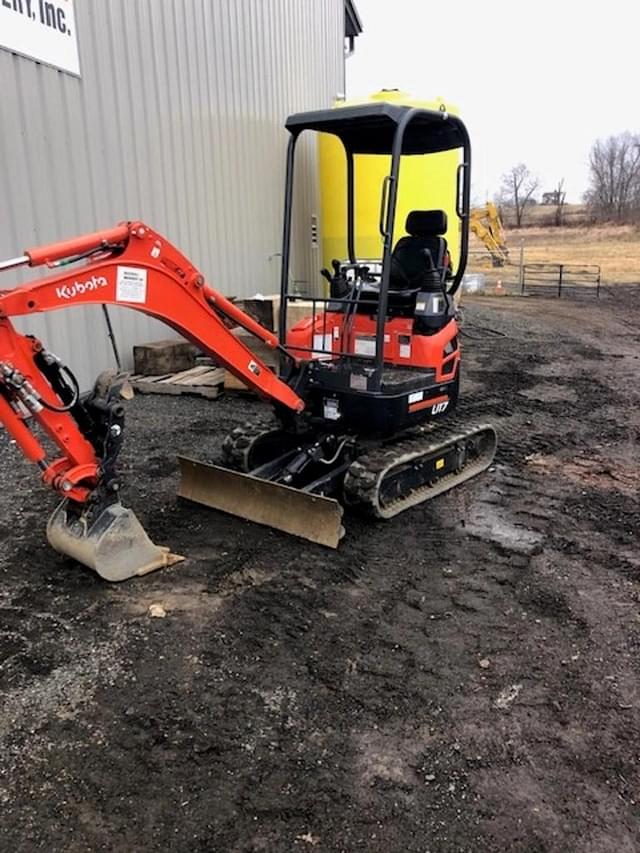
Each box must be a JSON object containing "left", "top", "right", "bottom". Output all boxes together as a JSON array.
[{"left": 0, "top": 0, "right": 344, "bottom": 388}]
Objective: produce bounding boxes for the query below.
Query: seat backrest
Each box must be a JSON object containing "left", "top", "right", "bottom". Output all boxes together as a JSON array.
[{"left": 390, "top": 210, "right": 448, "bottom": 289}]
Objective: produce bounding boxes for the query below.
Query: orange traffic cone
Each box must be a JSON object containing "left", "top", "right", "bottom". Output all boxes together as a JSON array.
[{"left": 495, "top": 279, "right": 505, "bottom": 295}]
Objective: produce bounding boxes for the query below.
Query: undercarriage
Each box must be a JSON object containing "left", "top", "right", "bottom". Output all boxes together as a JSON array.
[{"left": 176, "top": 416, "right": 497, "bottom": 548}]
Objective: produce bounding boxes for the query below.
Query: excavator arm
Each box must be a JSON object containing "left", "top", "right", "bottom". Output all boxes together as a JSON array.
[
  {"left": 469, "top": 203, "right": 509, "bottom": 267},
  {"left": 0, "top": 221, "right": 305, "bottom": 580}
]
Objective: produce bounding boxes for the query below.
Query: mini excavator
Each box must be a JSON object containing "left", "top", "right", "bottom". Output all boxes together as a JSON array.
[{"left": 0, "top": 103, "right": 496, "bottom": 580}]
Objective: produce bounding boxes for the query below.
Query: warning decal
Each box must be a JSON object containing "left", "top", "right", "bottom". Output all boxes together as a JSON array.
[{"left": 116, "top": 266, "right": 148, "bottom": 303}]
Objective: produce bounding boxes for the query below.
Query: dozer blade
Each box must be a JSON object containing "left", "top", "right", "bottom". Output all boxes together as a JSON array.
[
  {"left": 47, "top": 500, "right": 184, "bottom": 582},
  {"left": 177, "top": 456, "right": 344, "bottom": 549}
]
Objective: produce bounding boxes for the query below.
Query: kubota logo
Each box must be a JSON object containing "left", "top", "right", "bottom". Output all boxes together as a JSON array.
[{"left": 55, "top": 275, "right": 108, "bottom": 301}]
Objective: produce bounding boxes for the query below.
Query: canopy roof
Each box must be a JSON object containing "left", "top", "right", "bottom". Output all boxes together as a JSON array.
[{"left": 285, "top": 103, "right": 467, "bottom": 155}]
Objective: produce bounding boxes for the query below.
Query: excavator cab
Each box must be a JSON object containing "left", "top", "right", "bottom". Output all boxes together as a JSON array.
[
  {"left": 279, "top": 102, "right": 471, "bottom": 434},
  {"left": 286, "top": 105, "right": 469, "bottom": 286}
]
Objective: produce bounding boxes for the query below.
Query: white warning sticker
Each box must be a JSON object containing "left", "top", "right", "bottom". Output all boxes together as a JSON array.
[
  {"left": 354, "top": 336, "right": 376, "bottom": 357},
  {"left": 116, "top": 266, "right": 147, "bottom": 303},
  {"left": 350, "top": 373, "right": 367, "bottom": 391},
  {"left": 312, "top": 333, "right": 333, "bottom": 359},
  {"left": 408, "top": 391, "right": 424, "bottom": 404}
]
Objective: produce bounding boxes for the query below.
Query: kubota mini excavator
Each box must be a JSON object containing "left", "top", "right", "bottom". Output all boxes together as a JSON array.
[{"left": 0, "top": 103, "right": 496, "bottom": 580}]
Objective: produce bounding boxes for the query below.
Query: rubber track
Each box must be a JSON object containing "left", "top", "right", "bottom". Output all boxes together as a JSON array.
[
  {"left": 343, "top": 420, "right": 497, "bottom": 519},
  {"left": 222, "top": 420, "right": 286, "bottom": 473}
]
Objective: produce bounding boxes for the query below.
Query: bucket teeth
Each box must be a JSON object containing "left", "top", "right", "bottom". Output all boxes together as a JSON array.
[
  {"left": 177, "top": 456, "right": 345, "bottom": 549},
  {"left": 47, "top": 500, "right": 184, "bottom": 582}
]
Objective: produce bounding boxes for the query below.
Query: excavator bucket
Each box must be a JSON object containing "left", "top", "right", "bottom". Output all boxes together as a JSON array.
[
  {"left": 177, "top": 456, "right": 344, "bottom": 549},
  {"left": 47, "top": 500, "right": 184, "bottom": 582}
]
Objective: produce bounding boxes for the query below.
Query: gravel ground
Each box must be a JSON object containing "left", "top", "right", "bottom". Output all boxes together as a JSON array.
[{"left": 1, "top": 293, "right": 639, "bottom": 852}]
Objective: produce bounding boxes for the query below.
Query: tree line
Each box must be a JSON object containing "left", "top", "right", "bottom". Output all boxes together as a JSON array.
[
  {"left": 495, "top": 131, "right": 640, "bottom": 227},
  {"left": 584, "top": 131, "right": 640, "bottom": 222}
]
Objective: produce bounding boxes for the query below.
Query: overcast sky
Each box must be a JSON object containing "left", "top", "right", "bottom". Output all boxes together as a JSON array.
[{"left": 346, "top": 0, "right": 639, "bottom": 203}]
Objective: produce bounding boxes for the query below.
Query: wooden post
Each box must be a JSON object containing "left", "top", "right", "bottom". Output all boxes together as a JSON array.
[{"left": 519, "top": 240, "right": 525, "bottom": 294}]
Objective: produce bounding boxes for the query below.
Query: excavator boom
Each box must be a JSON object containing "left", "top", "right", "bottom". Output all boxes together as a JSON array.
[
  {"left": 3, "top": 222, "right": 303, "bottom": 409},
  {"left": 0, "top": 222, "right": 306, "bottom": 580},
  {"left": 469, "top": 202, "right": 509, "bottom": 267}
]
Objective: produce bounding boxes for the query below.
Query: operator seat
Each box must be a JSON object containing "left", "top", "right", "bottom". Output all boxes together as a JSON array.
[
  {"left": 390, "top": 209, "right": 450, "bottom": 291},
  {"left": 324, "top": 209, "right": 452, "bottom": 317}
]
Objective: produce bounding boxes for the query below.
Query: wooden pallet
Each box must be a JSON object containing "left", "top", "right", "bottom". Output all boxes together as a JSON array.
[
  {"left": 223, "top": 370, "right": 263, "bottom": 393},
  {"left": 130, "top": 366, "right": 225, "bottom": 399}
]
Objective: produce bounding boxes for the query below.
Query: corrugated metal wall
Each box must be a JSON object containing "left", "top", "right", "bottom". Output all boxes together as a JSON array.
[{"left": 0, "top": 0, "right": 344, "bottom": 388}]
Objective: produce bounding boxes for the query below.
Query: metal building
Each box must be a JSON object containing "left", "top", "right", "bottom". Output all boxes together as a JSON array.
[{"left": 0, "top": 0, "right": 361, "bottom": 388}]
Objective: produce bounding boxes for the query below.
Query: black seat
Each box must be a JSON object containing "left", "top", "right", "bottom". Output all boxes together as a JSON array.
[
  {"left": 323, "top": 209, "right": 452, "bottom": 317},
  {"left": 390, "top": 209, "right": 449, "bottom": 291}
]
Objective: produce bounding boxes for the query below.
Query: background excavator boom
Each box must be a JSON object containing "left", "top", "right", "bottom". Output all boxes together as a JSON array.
[{"left": 469, "top": 202, "right": 509, "bottom": 267}]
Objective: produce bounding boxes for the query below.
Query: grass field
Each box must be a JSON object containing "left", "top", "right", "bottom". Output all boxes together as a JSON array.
[{"left": 468, "top": 223, "right": 640, "bottom": 285}]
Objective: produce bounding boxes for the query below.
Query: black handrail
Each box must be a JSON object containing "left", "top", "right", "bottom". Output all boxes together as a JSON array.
[
  {"left": 378, "top": 175, "right": 392, "bottom": 239},
  {"left": 346, "top": 149, "right": 356, "bottom": 263},
  {"left": 279, "top": 133, "right": 299, "bottom": 347}
]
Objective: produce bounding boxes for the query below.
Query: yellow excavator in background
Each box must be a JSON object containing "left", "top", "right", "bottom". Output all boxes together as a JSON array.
[{"left": 469, "top": 202, "right": 509, "bottom": 266}]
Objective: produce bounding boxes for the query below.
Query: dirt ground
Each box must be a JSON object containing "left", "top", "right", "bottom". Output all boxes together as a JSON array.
[{"left": 1, "top": 290, "right": 639, "bottom": 852}]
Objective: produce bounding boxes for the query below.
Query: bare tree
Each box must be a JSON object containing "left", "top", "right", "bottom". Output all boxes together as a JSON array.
[
  {"left": 498, "top": 164, "right": 540, "bottom": 227},
  {"left": 553, "top": 178, "right": 567, "bottom": 227},
  {"left": 585, "top": 132, "right": 640, "bottom": 221}
]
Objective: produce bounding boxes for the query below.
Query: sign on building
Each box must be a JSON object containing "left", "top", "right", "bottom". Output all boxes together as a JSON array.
[{"left": 0, "top": 0, "right": 80, "bottom": 76}]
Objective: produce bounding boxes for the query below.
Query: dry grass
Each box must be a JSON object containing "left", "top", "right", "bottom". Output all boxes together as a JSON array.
[{"left": 468, "top": 223, "right": 640, "bottom": 284}]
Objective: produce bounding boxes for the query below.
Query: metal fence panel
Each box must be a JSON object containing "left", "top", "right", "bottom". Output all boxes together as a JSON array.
[{"left": 521, "top": 263, "right": 601, "bottom": 297}]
